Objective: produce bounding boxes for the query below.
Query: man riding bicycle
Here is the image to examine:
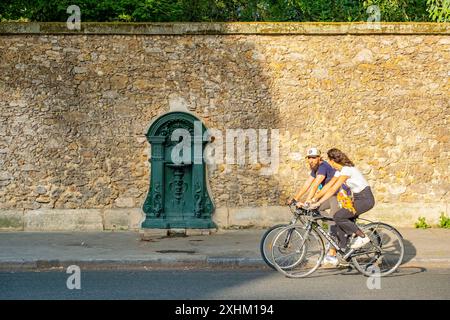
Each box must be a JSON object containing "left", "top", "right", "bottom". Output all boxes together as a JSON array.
[
  {"left": 289, "top": 147, "right": 345, "bottom": 266},
  {"left": 289, "top": 148, "right": 337, "bottom": 209}
]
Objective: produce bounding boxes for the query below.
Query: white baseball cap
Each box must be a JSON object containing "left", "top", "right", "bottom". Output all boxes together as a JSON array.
[{"left": 306, "top": 147, "right": 321, "bottom": 158}]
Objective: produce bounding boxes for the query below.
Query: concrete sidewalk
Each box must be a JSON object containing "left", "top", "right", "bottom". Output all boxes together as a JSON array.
[{"left": 0, "top": 228, "right": 449, "bottom": 270}]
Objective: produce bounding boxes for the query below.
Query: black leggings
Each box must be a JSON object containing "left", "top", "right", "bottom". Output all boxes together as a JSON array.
[{"left": 334, "top": 186, "right": 375, "bottom": 248}]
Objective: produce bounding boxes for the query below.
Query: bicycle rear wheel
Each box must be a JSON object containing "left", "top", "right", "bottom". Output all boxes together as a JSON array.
[
  {"left": 260, "top": 224, "right": 288, "bottom": 270},
  {"left": 272, "top": 226, "right": 324, "bottom": 278},
  {"left": 352, "top": 222, "right": 404, "bottom": 277}
]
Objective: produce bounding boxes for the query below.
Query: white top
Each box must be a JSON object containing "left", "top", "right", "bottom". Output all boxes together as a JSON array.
[{"left": 335, "top": 166, "right": 369, "bottom": 194}]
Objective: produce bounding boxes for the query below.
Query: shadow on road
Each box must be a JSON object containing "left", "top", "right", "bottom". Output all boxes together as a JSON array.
[
  {"left": 402, "top": 238, "right": 417, "bottom": 265},
  {"left": 338, "top": 265, "right": 427, "bottom": 278}
]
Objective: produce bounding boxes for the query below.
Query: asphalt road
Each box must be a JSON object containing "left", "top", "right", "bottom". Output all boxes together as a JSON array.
[{"left": 0, "top": 267, "right": 449, "bottom": 300}]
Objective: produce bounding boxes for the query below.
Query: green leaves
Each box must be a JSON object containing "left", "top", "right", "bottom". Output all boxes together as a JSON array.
[
  {"left": 0, "top": 0, "right": 440, "bottom": 22},
  {"left": 414, "top": 214, "right": 450, "bottom": 229},
  {"left": 439, "top": 213, "right": 450, "bottom": 228},
  {"left": 427, "top": 0, "right": 450, "bottom": 22},
  {"left": 415, "top": 216, "right": 431, "bottom": 229}
]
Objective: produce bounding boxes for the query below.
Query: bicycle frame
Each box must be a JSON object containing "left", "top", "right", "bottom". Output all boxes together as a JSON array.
[
  {"left": 278, "top": 207, "right": 309, "bottom": 248},
  {"left": 313, "top": 222, "right": 345, "bottom": 254},
  {"left": 311, "top": 219, "right": 386, "bottom": 262}
]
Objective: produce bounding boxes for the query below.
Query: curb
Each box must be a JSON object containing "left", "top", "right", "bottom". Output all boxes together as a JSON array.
[
  {"left": 0, "top": 257, "right": 267, "bottom": 271},
  {"left": 0, "top": 257, "right": 449, "bottom": 271}
]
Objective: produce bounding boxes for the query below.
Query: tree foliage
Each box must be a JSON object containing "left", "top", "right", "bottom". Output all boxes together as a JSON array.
[
  {"left": 427, "top": 0, "right": 450, "bottom": 21},
  {"left": 0, "top": 0, "right": 437, "bottom": 22}
]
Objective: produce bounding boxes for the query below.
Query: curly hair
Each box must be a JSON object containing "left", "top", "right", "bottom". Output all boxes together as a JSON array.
[{"left": 327, "top": 148, "right": 354, "bottom": 167}]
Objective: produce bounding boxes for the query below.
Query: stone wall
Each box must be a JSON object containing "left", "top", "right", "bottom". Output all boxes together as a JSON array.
[{"left": 0, "top": 23, "right": 448, "bottom": 230}]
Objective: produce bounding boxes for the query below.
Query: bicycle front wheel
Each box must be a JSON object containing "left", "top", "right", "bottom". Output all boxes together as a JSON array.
[
  {"left": 352, "top": 222, "right": 404, "bottom": 277},
  {"left": 272, "top": 226, "right": 324, "bottom": 278},
  {"left": 260, "top": 224, "right": 288, "bottom": 270}
]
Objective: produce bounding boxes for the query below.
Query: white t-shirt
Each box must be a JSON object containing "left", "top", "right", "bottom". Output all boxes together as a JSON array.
[{"left": 334, "top": 166, "right": 369, "bottom": 194}]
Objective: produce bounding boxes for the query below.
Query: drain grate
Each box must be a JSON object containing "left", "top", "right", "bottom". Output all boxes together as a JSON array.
[{"left": 156, "top": 250, "right": 196, "bottom": 254}]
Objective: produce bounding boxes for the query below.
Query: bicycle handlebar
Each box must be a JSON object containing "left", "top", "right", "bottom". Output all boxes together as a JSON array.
[{"left": 288, "top": 203, "right": 321, "bottom": 217}]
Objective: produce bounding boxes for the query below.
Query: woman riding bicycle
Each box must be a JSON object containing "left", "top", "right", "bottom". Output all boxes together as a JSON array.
[{"left": 310, "top": 148, "right": 375, "bottom": 251}]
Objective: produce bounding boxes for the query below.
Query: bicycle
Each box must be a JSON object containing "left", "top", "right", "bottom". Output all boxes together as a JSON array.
[
  {"left": 270, "top": 205, "right": 404, "bottom": 278},
  {"left": 259, "top": 203, "right": 309, "bottom": 270},
  {"left": 260, "top": 202, "right": 363, "bottom": 270}
]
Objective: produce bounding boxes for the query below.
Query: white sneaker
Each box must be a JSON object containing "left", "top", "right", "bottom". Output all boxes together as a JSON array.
[
  {"left": 350, "top": 236, "right": 370, "bottom": 249},
  {"left": 322, "top": 255, "right": 339, "bottom": 266}
]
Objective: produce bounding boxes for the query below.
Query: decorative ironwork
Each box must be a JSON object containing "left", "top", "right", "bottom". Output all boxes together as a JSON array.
[
  {"left": 152, "top": 182, "right": 163, "bottom": 217},
  {"left": 193, "top": 180, "right": 203, "bottom": 218},
  {"left": 156, "top": 119, "right": 194, "bottom": 140},
  {"left": 168, "top": 164, "right": 188, "bottom": 208}
]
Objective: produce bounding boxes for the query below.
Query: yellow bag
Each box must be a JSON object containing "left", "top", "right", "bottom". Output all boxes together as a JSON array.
[{"left": 337, "top": 187, "right": 356, "bottom": 214}]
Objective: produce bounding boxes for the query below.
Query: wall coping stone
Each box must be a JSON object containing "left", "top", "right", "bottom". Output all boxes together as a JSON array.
[{"left": 0, "top": 22, "right": 448, "bottom": 35}]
